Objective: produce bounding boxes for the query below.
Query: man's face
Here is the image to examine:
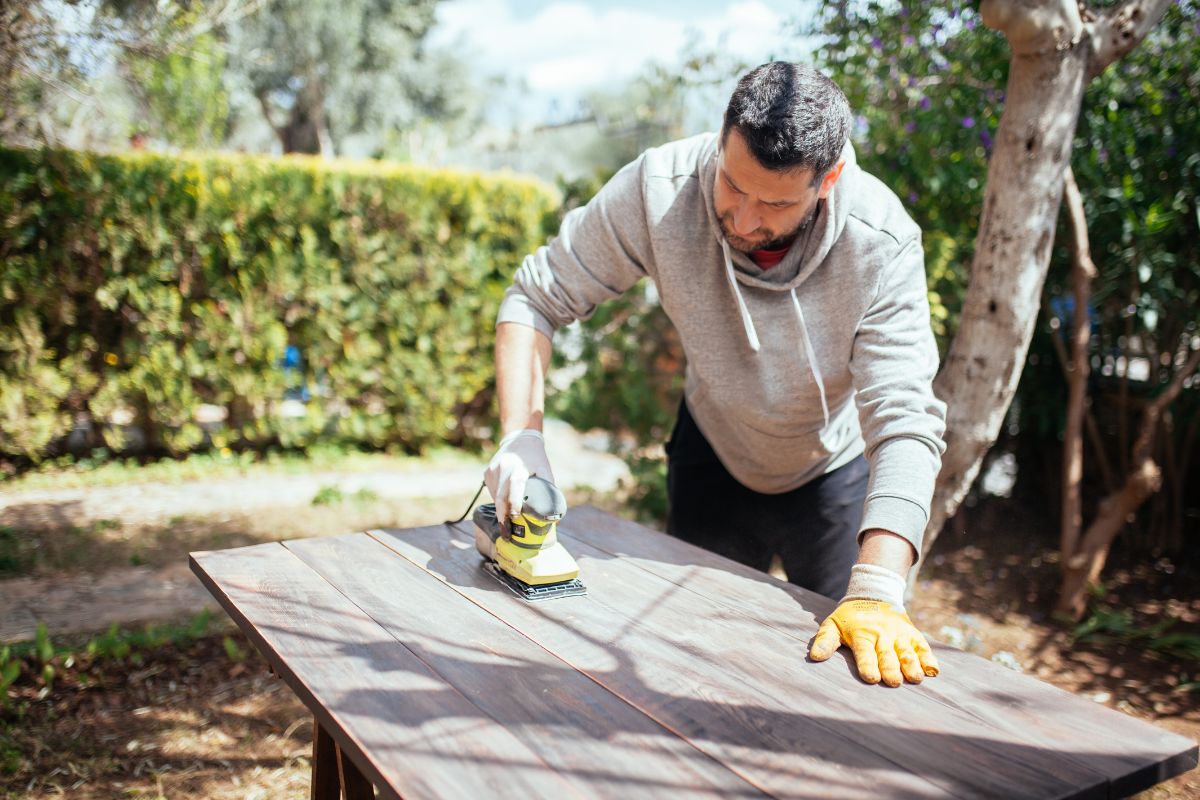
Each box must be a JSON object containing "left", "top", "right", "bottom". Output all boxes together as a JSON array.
[{"left": 714, "top": 127, "right": 845, "bottom": 253}]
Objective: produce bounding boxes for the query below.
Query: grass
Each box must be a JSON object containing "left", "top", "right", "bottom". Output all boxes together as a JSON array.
[
  {"left": 1, "top": 443, "right": 481, "bottom": 493},
  {"left": 1, "top": 612, "right": 222, "bottom": 711}
]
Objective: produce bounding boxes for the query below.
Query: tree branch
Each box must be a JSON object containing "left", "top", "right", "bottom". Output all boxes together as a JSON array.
[
  {"left": 1088, "top": 0, "right": 1173, "bottom": 78},
  {"left": 1059, "top": 166, "right": 1097, "bottom": 562},
  {"left": 255, "top": 87, "right": 283, "bottom": 140},
  {"left": 1057, "top": 342, "right": 1199, "bottom": 618},
  {"left": 1132, "top": 345, "right": 1200, "bottom": 464},
  {"left": 980, "top": 0, "right": 1083, "bottom": 56}
]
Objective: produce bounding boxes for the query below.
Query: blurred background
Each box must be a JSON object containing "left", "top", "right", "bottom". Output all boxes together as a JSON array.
[{"left": 1, "top": 1, "right": 1197, "bottom": 797}]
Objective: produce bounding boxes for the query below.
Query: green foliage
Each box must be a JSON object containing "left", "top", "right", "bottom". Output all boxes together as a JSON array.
[
  {"left": 311, "top": 485, "right": 344, "bottom": 506},
  {"left": 1074, "top": 606, "right": 1200, "bottom": 661},
  {"left": 122, "top": 20, "right": 230, "bottom": 149},
  {"left": 621, "top": 454, "right": 670, "bottom": 524},
  {"left": 0, "top": 526, "right": 30, "bottom": 575},
  {"left": 0, "top": 146, "right": 557, "bottom": 463},
  {"left": 222, "top": 635, "right": 246, "bottom": 663},
  {"left": 812, "top": 3, "right": 1010, "bottom": 354}
]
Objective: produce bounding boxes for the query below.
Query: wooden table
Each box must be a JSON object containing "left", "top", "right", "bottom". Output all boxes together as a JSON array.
[{"left": 189, "top": 506, "right": 1196, "bottom": 799}]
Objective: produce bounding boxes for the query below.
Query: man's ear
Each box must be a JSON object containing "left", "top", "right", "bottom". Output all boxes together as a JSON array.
[{"left": 817, "top": 159, "right": 847, "bottom": 199}]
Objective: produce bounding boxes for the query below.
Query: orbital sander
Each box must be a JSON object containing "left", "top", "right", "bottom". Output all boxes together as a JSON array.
[{"left": 472, "top": 476, "right": 586, "bottom": 601}]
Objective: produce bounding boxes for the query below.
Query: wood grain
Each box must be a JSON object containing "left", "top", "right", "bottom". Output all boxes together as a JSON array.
[
  {"left": 370, "top": 521, "right": 1110, "bottom": 799},
  {"left": 560, "top": 505, "right": 1199, "bottom": 798},
  {"left": 284, "top": 532, "right": 766, "bottom": 799},
  {"left": 190, "top": 543, "right": 585, "bottom": 800}
]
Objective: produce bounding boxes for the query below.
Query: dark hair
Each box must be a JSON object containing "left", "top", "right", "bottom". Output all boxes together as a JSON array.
[{"left": 721, "top": 62, "right": 851, "bottom": 183}]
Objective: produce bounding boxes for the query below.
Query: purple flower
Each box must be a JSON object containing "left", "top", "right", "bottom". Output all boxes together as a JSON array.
[
  {"left": 920, "top": 96, "right": 932, "bottom": 110},
  {"left": 980, "top": 129, "right": 993, "bottom": 151},
  {"left": 965, "top": 17, "right": 977, "bottom": 30},
  {"left": 905, "top": 121, "right": 917, "bottom": 134},
  {"left": 903, "top": 35, "right": 915, "bottom": 47},
  {"left": 1098, "top": 148, "right": 1108, "bottom": 164},
  {"left": 908, "top": 191, "right": 920, "bottom": 204},
  {"left": 962, "top": 116, "right": 976, "bottom": 128},
  {"left": 871, "top": 36, "right": 883, "bottom": 50}
]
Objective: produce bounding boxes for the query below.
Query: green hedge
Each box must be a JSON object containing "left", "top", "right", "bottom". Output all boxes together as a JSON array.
[{"left": 0, "top": 147, "right": 558, "bottom": 461}]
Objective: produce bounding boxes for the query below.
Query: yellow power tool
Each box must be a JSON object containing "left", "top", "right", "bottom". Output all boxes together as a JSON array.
[{"left": 472, "top": 476, "right": 586, "bottom": 601}]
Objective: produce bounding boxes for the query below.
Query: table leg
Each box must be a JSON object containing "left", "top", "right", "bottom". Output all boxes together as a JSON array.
[
  {"left": 337, "top": 741, "right": 375, "bottom": 800},
  {"left": 310, "top": 717, "right": 376, "bottom": 800},
  {"left": 311, "top": 719, "right": 340, "bottom": 800}
]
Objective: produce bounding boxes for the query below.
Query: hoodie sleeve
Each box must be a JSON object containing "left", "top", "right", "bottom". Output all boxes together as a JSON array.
[
  {"left": 849, "top": 235, "right": 947, "bottom": 559},
  {"left": 497, "top": 158, "right": 652, "bottom": 338}
]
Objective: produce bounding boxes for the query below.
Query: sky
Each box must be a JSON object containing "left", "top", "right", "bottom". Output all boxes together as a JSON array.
[{"left": 429, "top": 0, "right": 818, "bottom": 126}]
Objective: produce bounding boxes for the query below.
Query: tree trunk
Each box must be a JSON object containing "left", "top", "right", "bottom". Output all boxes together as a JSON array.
[
  {"left": 921, "top": 0, "right": 1173, "bottom": 566},
  {"left": 258, "top": 74, "right": 331, "bottom": 156},
  {"left": 925, "top": 2, "right": 1089, "bottom": 556}
]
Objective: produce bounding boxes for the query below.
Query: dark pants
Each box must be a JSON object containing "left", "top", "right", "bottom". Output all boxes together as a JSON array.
[{"left": 666, "top": 399, "right": 867, "bottom": 600}]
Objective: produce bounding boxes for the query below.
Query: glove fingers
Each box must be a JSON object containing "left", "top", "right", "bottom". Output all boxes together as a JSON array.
[
  {"left": 876, "top": 638, "right": 903, "bottom": 688},
  {"left": 505, "top": 471, "right": 529, "bottom": 519},
  {"left": 808, "top": 619, "right": 842, "bottom": 662},
  {"left": 850, "top": 634, "right": 882, "bottom": 684},
  {"left": 912, "top": 633, "right": 941, "bottom": 678},
  {"left": 896, "top": 642, "right": 925, "bottom": 684}
]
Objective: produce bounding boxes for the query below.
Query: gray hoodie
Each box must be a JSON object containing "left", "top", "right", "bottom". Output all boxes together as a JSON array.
[{"left": 497, "top": 132, "right": 946, "bottom": 556}]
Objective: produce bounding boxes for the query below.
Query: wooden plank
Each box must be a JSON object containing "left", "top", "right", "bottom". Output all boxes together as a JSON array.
[
  {"left": 370, "top": 523, "right": 1105, "bottom": 800},
  {"left": 560, "top": 505, "right": 1199, "bottom": 798},
  {"left": 284, "top": 533, "right": 767, "bottom": 799},
  {"left": 189, "top": 543, "right": 586, "bottom": 800}
]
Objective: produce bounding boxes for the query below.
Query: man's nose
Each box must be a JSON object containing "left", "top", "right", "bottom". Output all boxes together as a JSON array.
[{"left": 732, "top": 200, "right": 760, "bottom": 236}]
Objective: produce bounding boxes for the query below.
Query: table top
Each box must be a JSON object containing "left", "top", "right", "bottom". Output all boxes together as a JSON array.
[{"left": 189, "top": 505, "right": 1196, "bottom": 800}]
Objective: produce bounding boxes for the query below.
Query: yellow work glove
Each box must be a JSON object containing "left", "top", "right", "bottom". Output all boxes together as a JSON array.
[{"left": 808, "top": 564, "right": 940, "bottom": 687}]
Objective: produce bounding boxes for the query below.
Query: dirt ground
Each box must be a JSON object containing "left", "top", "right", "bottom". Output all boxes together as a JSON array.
[{"left": 0, "top": 489, "right": 1196, "bottom": 798}]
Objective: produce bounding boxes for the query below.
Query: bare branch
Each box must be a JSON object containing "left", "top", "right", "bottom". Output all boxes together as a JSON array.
[
  {"left": 1059, "top": 166, "right": 1097, "bottom": 561},
  {"left": 1089, "top": 0, "right": 1173, "bottom": 78},
  {"left": 1132, "top": 345, "right": 1200, "bottom": 464},
  {"left": 255, "top": 87, "right": 283, "bottom": 139}
]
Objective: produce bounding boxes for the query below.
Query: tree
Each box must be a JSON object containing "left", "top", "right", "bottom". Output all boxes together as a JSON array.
[
  {"left": 814, "top": 1, "right": 1197, "bottom": 615},
  {"left": 925, "top": 0, "right": 1178, "bottom": 601},
  {"left": 226, "top": 0, "right": 446, "bottom": 155},
  {"left": 1, "top": 0, "right": 255, "bottom": 149},
  {"left": 120, "top": 21, "right": 231, "bottom": 150}
]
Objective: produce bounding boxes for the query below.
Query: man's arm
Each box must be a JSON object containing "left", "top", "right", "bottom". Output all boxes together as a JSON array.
[
  {"left": 486, "top": 155, "right": 652, "bottom": 520},
  {"left": 809, "top": 234, "right": 945, "bottom": 687},
  {"left": 858, "top": 528, "right": 914, "bottom": 575},
  {"left": 496, "top": 321, "right": 552, "bottom": 438}
]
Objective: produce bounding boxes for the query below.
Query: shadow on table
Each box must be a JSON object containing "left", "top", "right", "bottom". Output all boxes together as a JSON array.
[{"left": 313, "top": 511, "right": 1194, "bottom": 798}]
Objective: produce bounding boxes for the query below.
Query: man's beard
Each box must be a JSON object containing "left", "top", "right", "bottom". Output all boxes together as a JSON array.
[{"left": 719, "top": 202, "right": 819, "bottom": 253}]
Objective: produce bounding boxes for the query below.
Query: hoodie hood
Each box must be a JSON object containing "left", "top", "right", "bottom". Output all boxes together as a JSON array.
[
  {"left": 698, "top": 135, "right": 859, "bottom": 292},
  {"left": 698, "top": 134, "right": 859, "bottom": 427}
]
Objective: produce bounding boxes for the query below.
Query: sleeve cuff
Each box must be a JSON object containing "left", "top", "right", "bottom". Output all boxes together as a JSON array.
[
  {"left": 859, "top": 494, "right": 928, "bottom": 560},
  {"left": 497, "top": 288, "right": 559, "bottom": 340}
]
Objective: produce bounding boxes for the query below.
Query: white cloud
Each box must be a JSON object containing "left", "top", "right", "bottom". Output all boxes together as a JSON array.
[{"left": 431, "top": 0, "right": 805, "bottom": 119}]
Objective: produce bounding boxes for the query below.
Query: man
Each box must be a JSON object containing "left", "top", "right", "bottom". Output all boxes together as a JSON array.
[{"left": 485, "top": 62, "right": 946, "bottom": 688}]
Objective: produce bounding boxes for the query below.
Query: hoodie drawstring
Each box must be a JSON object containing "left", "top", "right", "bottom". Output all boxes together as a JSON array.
[
  {"left": 721, "top": 238, "right": 760, "bottom": 352},
  {"left": 719, "top": 237, "right": 831, "bottom": 429},
  {"left": 790, "top": 287, "right": 830, "bottom": 428}
]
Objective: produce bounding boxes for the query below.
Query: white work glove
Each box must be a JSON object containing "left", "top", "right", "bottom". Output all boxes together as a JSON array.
[{"left": 484, "top": 429, "right": 555, "bottom": 530}]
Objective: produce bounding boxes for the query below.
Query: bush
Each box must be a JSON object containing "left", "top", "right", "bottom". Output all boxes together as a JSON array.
[{"left": 0, "top": 147, "right": 559, "bottom": 462}]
